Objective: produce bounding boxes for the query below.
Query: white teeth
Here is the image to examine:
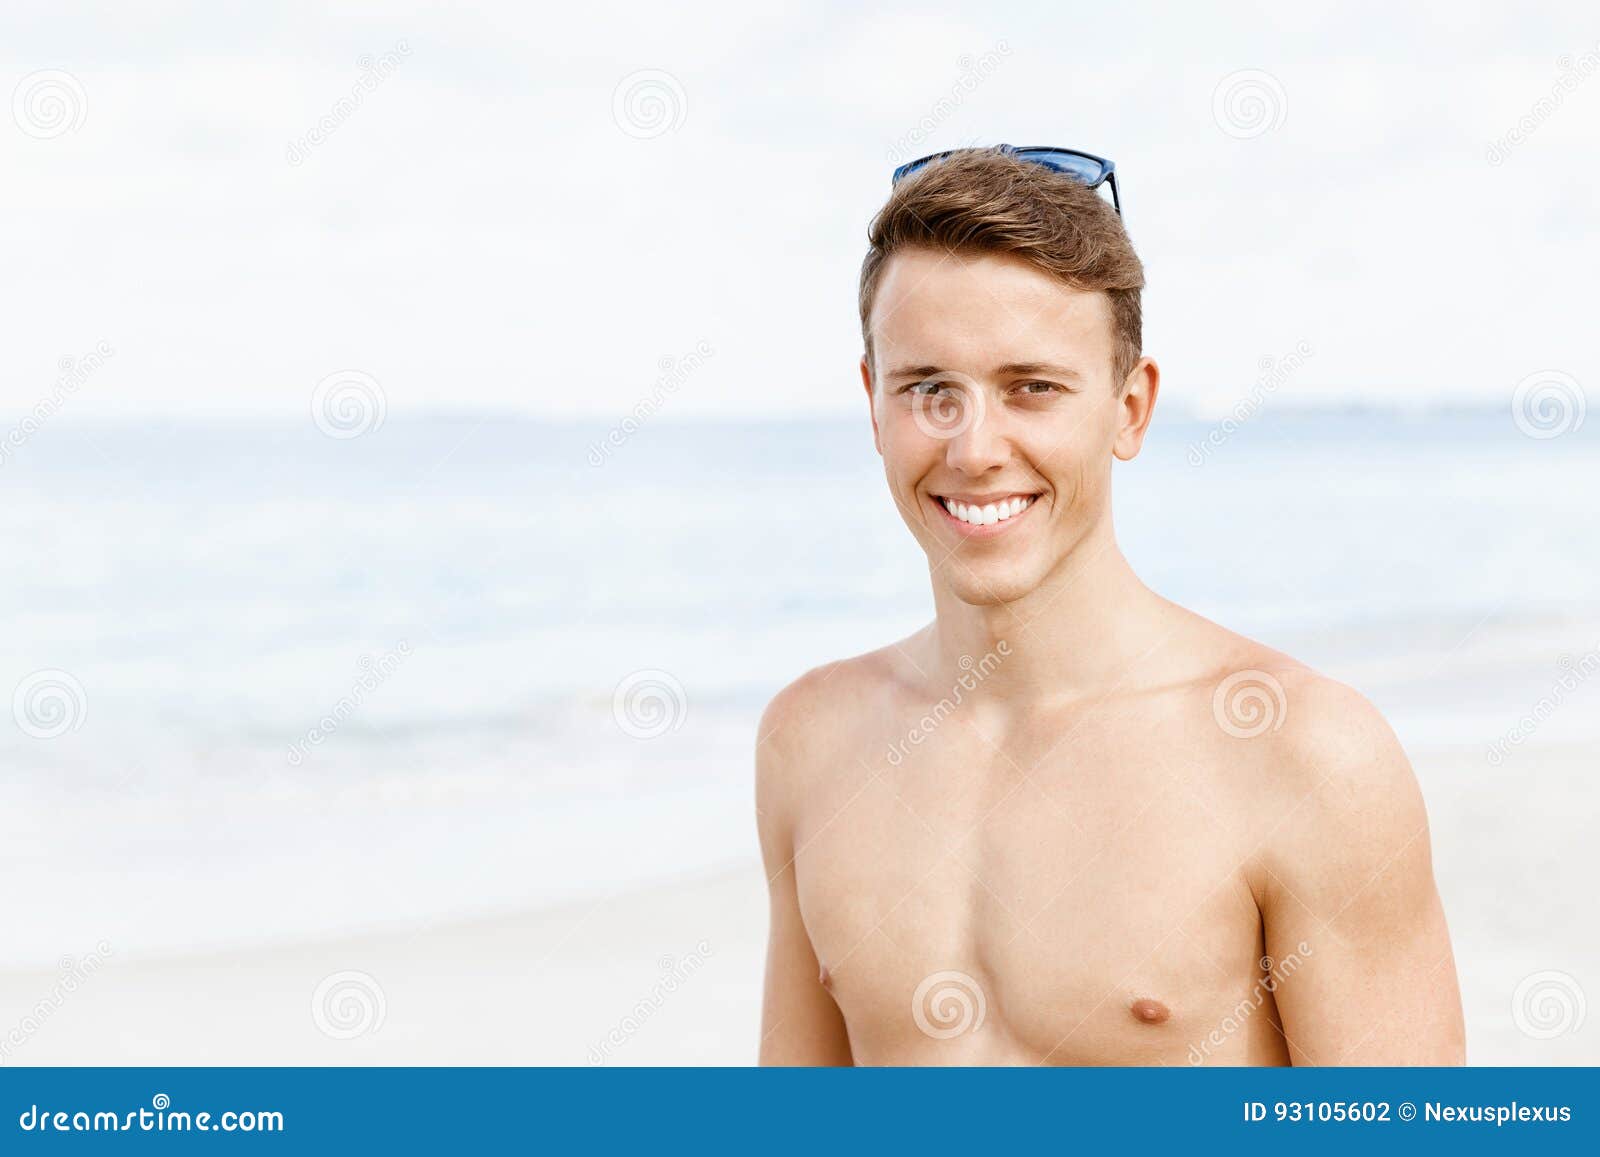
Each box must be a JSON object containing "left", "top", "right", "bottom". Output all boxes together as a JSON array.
[{"left": 941, "top": 495, "right": 1035, "bottom": 526}]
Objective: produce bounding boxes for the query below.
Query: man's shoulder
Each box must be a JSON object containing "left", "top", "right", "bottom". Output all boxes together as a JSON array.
[
  {"left": 757, "top": 641, "right": 909, "bottom": 757},
  {"left": 1162, "top": 607, "right": 1418, "bottom": 801},
  {"left": 1152, "top": 620, "right": 1431, "bottom": 916},
  {"left": 753, "top": 640, "right": 914, "bottom": 851},
  {"left": 1180, "top": 622, "right": 1428, "bottom": 871},
  {"left": 1225, "top": 652, "right": 1406, "bottom": 791},
  {"left": 1162, "top": 608, "right": 1395, "bottom": 766}
]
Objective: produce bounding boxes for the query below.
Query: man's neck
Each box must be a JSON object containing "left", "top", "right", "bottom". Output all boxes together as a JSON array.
[{"left": 924, "top": 526, "right": 1169, "bottom": 706}]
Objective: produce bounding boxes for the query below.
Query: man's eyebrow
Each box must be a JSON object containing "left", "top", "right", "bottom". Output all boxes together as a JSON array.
[
  {"left": 881, "top": 361, "right": 1085, "bottom": 380},
  {"left": 994, "top": 361, "right": 1084, "bottom": 380},
  {"left": 882, "top": 363, "right": 948, "bottom": 381}
]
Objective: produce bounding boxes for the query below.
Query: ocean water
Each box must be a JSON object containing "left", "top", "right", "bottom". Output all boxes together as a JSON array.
[{"left": 2, "top": 407, "right": 1597, "bottom": 965}]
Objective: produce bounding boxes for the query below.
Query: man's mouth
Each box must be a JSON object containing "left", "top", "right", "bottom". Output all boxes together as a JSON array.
[{"left": 934, "top": 493, "right": 1039, "bottom": 530}]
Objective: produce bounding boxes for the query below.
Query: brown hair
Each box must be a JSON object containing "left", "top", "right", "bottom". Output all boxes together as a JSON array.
[{"left": 859, "top": 147, "right": 1145, "bottom": 387}]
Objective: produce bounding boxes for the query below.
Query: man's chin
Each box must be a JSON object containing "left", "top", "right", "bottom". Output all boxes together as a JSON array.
[{"left": 934, "top": 560, "right": 1043, "bottom": 607}]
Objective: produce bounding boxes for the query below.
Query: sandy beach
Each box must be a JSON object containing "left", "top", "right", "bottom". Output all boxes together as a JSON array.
[{"left": 1, "top": 864, "right": 769, "bottom": 1067}]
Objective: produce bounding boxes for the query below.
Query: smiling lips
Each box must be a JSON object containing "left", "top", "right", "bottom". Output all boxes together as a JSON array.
[{"left": 935, "top": 493, "right": 1038, "bottom": 531}]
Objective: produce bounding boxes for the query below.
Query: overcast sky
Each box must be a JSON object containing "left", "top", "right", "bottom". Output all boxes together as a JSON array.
[{"left": 3, "top": 0, "right": 1597, "bottom": 420}]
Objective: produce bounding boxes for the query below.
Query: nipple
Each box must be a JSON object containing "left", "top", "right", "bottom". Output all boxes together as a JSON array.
[
  {"left": 818, "top": 964, "right": 833, "bottom": 990},
  {"left": 1130, "top": 997, "right": 1171, "bottom": 1024}
]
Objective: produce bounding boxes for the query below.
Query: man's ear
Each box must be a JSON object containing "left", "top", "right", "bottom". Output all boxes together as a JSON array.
[
  {"left": 1113, "top": 356, "right": 1160, "bottom": 462},
  {"left": 861, "top": 355, "right": 883, "bottom": 456}
]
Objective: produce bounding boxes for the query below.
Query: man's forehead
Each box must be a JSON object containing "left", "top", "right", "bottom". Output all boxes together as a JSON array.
[{"left": 870, "top": 247, "right": 1111, "bottom": 360}]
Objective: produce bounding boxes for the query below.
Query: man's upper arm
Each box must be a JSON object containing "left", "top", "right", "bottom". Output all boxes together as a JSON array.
[
  {"left": 1256, "top": 678, "right": 1465, "bottom": 1065},
  {"left": 754, "top": 679, "right": 853, "bottom": 1066}
]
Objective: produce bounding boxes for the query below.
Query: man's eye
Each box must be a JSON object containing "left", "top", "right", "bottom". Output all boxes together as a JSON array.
[
  {"left": 908, "top": 380, "right": 948, "bottom": 396},
  {"left": 1017, "top": 381, "right": 1062, "bottom": 395}
]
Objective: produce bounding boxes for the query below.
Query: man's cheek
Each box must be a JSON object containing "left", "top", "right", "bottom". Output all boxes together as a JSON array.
[{"left": 882, "top": 435, "right": 927, "bottom": 479}]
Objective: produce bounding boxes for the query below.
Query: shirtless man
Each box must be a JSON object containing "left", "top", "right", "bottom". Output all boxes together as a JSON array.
[{"left": 755, "top": 146, "right": 1464, "bottom": 1065}]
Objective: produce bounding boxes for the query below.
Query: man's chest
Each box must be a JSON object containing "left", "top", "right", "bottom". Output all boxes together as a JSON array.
[{"left": 791, "top": 722, "right": 1285, "bottom": 1063}]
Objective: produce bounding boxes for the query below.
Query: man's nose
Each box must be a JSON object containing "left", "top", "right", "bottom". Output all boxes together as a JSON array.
[{"left": 944, "top": 401, "right": 1008, "bottom": 474}]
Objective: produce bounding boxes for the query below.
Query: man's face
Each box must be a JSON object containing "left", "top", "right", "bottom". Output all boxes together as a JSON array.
[{"left": 862, "top": 246, "right": 1156, "bottom": 606}]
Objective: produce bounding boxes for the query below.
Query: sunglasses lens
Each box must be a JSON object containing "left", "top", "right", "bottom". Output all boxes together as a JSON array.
[
  {"left": 1015, "top": 150, "right": 1108, "bottom": 186},
  {"left": 891, "top": 157, "right": 932, "bottom": 184},
  {"left": 892, "top": 148, "right": 1109, "bottom": 191}
]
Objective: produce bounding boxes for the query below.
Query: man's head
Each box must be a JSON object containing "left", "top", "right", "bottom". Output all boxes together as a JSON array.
[{"left": 857, "top": 146, "right": 1159, "bottom": 607}]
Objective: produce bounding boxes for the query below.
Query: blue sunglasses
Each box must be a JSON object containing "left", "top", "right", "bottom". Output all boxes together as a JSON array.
[{"left": 891, "top": 143, "right": 1121, "bottom": 215}]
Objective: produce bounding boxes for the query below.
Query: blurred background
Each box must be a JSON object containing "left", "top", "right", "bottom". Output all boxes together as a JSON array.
[{"left": 1, "top": 0, "right": 1595, "bottom": 1065}]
